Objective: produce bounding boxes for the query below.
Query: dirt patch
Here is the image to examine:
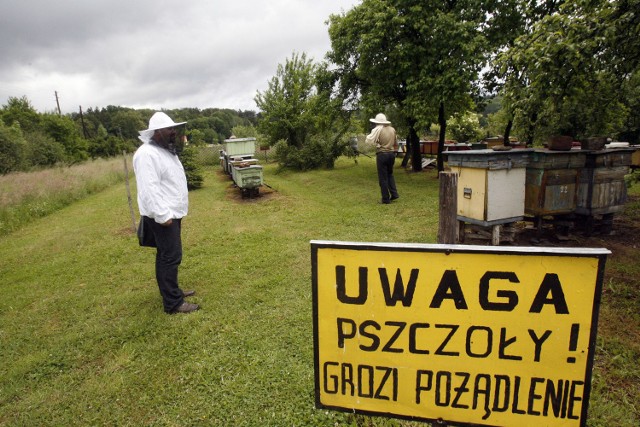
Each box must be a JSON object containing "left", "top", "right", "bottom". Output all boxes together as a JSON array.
[
  {"left": 462, "top": 195, "right": 640, "bottom": 250},
  {"left": 224, "top": 182, "right": 278, "bottom": 202},
  {"left": 217, "top": 169, "right": 278, "bottom": 203}
]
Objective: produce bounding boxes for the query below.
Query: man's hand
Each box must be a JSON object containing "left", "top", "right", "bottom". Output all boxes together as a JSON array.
[{"left": 162, "top": 219, "right": 173, "bottom": 227}]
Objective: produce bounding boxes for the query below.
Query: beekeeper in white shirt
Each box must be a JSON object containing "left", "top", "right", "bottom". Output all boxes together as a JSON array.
[{"left": 133, "top": 112, "right": 199, "bottom": 314}]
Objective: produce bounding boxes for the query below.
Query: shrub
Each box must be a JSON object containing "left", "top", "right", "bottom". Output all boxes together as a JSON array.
[
  {"left": 273, "top": 135, "right": 348, "bottom": 171},
  {"left": 0, "top": 122, "right": 27, "bottom": 174},
  {"left": 25, "top": 130, "right": 67, "bottom": 167},
  {"left": 178, "top": 146, "right": 204, "bottom": 190}
]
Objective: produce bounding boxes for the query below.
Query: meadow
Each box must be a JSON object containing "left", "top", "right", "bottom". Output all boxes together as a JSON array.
[
  {"left": 0, "top": 157, "right": 128, "bottom": 236},
  {"left": 0, "top": 152, "right": 638, "bottom": 426}
]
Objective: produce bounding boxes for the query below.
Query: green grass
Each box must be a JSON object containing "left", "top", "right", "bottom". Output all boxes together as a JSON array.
[
  {"left": 587, "top": 183, "right": 640, "bottom": 426},
  {"left": 0, "top": 155, "right": 638, "bottom": 426}
]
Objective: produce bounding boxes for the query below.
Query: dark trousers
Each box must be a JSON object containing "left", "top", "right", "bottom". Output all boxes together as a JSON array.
[
  {"left": 147, "top": 217, "right": 184, "bottom": 313},
  {"left": 376, "top": 152, "right": 399, "bottom": 202}
]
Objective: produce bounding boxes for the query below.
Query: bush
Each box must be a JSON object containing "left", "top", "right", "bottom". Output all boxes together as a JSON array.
[
  {"left": 273, "top": 135, "right": 348, "bottom": 171},
  {"left": 448, "top": 112, "right": 483, "bottom": 142},
  {"left": 0, "top": 122, "right": 27, "bottom": 174},
  {"left": 25, "top": 130, "right": 67, "bottom": 167},
  {"left": 41, "top": 114, "right": 88, "bottom": 163},
  {"left": 178, "top": 146, "right": 204, "bottom": 190}
]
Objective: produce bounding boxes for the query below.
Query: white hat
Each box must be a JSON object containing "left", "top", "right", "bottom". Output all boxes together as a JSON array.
[
  {"left": 138, "top": 112, "right": 186, "bottom": 143},
  {"left": 370, "top": 113, "right": 391, "bottom": 125}
]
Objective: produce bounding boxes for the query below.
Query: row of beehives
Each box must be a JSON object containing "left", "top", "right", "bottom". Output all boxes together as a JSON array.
[
  {"left": 219, "top": 137, "right": 263, "bottom": 198},
  {"left": 445, "top": 147, "right": 638, "bottom": 232}
]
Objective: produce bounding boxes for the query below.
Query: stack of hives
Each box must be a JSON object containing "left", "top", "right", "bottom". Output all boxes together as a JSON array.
[{"left": 220, "top": 137, "right": 263, "bottom": 198}]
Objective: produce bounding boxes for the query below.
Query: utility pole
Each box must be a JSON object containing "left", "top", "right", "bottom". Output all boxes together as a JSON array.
[{"left": 54, "top": 91, "right": 61, "bottom": 116}]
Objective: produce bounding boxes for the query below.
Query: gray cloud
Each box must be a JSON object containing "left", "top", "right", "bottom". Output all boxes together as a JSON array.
[{"left": 0, "top": 0, "right": 357, "bottom": 113}]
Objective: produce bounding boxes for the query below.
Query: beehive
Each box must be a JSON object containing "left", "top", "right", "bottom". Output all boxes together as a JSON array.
[
  {"left": 576, "top": 149, "right": 634, "bottom": 215},
  {"left": 447, "top": 149, "right": 532, "bottom": 225},
  {"left": 223, "top": 137, "right": 257, "bottom": 157},
  {"left": 524, "top": 150, "right": 586, "bottom": 216}
]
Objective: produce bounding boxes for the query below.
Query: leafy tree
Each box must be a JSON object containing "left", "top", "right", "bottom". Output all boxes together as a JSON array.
[
  {"left": 255, "top": 53, "right": 351, "bottom": 169},
  {"left": 618, "top": 70, "right": 640, "bottom": 144},
  {"left": 494, "top": 0, "right": 640, "bottom": 144},
  {"left": 87, "top": 125, "right": 126, "bottom": 159},
  {"left": 448, "top": 112, "right": 484, "bottom": 143},
  {"left": 203, "top": 129, "right": 218, "bottom": 144},
  {"left": 255, "top": 53, "right": 317, "bottom": 149},
  {"left": 230, "top": 125, "right": 257, "bottom": 139},
  {"left": 187, "top": 129, "right": 206, "bottom": 146},
  {"left": 0, "top": 96, "right": 259, "bottom": 169},
  {"left": 110, "top": 110, "right": 145, "bottom": 140},
  {"left": 41, "top": 114, "right": 88, "bottom": 163},
  {"left": 1, "top": 96, "right": 41, "bottom": 132},
  {"left": 210, "top": 116, "right": 232, "bottom": 142},
  {"left": 24, "top": 130, "right": 66, "bottom": 167},
  {"left": 482, "top": 0, "right": 565, "bottom": 144},
  {"left": 0, "top": 121, "right": 27, "bottom": 174},
  {"left": 327, "top": 0, "right": 491, "bottom": 172}
]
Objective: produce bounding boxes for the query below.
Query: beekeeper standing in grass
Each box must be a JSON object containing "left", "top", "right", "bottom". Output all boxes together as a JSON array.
[
  {"left": 366, "top": 113, "right": 400, "bottom": 204},
  {"left": 133, "top": 112, "right": 199, "bottom": 314}
]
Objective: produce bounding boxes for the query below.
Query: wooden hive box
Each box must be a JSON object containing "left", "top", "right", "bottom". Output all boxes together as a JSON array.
[
  {"left": 447, "top": 149, "right": 532, "bottom": 225},
  {"left": 524, "top": 150, "right": 586, "bottom": 216}
]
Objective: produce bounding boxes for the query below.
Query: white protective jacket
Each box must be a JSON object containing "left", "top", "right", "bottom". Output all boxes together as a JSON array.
[{"left": 133, "top": 142, "right": 188, "bottom": 224}]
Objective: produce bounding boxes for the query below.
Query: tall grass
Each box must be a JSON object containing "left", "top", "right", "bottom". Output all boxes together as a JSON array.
[{"left": 0, "top": 157, "right": 128, "bottom": 235}]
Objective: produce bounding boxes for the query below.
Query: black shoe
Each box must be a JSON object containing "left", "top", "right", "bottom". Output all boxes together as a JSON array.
[
  {"left": 183, "top": 290, "right": 196, "bottom": 298},
  {"left": 172, "top": 302, "right": 199, "bottom": 314},
  {"left": 391, "top": 195, "right": 399, "bottom": 201},
  {"left": 379, "top": 199, "right": 391, "bottom": 204}
]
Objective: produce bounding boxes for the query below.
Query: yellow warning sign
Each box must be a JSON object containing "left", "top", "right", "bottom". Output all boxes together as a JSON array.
[{"left": 311, "top": 241, "right": 609, "bottom": 427}]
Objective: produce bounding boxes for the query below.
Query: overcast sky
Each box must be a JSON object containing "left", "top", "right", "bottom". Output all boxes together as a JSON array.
[{"left": 0, "top": 0, "right": 359, "bottom": 114}]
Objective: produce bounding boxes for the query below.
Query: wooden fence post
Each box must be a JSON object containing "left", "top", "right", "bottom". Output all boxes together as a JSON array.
[
  {"left": 123, "top": 151, "right": 137, "bottom": 232},
  {"left": 438, "top": 171, "right": 458, "bottom": 244}
]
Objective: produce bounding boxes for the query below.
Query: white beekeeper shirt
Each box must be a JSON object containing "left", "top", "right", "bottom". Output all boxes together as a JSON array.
[{"left": 133, "top": 142, "right": 188, "bottom": 224}]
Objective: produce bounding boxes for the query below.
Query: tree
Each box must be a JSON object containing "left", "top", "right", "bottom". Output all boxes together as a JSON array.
[
  {"left": 482, "top": 0, "right": 565, "bottom": 145},
  {"left": 448, "top": 112, "right": 484, "bottom": 143},
  {"left": 327, "top": 0, "right": 491, "bottom": 172},
  {"left": 255, "top": 52, "right": 317, "bottom": 149},
  {"left": 493, "top": 0, "right": 640, "bottom": 144},
  {"left": 187, "top": 129, "right": 206, "bottom": 146},
  {"left": 111, "top": 110, "right": 145, "bottom": 140},
  {"left": 24, "top": 131, "right": 66, "bottom": 167},
  {"left": 0, "top": 121, "right": 27, "bottom": 174},
  {"left": 87, "top": 124, "right": 126, "bottom": 159},
  {"left": 255, "top": 53, "right": 351, "bottom": 170},
  {"left": 41, "top": 114, "right": 88, "bottom": 163},
  {"left": 1, "top": 96, "right": 41, "bottom": 132},
  {"left": 230, "top": 125, "right": 257, "bottom": 139}
]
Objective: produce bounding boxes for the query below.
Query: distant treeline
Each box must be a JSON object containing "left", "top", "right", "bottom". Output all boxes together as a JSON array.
[{"left": 0, "top": 95, "right": 257, "bottom": 174}]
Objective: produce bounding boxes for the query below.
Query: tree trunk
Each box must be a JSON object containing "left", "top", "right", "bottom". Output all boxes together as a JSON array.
[
  {"left": 503, "top": 119, "right": 513, "bottom": 146},
  {"left": 526, "top": 112, "right": 538, "bottom": 146},
  {"left": 437, "top": 102, "right": 447, "bottom": 173},
  {"left": 401, "top": 131, "right": 411, "bottom": 168},
  {"left": 409, "top": 124, "right": 422, "bottom": 172}
]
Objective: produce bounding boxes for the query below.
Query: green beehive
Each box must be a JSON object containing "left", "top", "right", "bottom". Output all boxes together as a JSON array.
[
  {"left": 224, "top": 138, "right": 256, "bottom": 157},
  {"left": 232, "top": 165, "right": 263, "bottom": 189}
]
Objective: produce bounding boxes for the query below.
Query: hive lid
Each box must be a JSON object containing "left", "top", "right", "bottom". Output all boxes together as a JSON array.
[{"left": 606, "top": 142, "right": 630, "bottom": 148}]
